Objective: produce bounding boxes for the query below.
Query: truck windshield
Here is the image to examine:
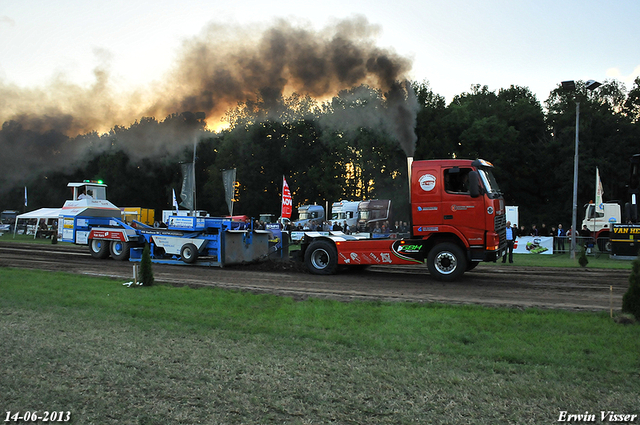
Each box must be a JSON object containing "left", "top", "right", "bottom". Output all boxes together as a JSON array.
[{"left": 478, "top": 169, "right": 501, "bottom": 197}]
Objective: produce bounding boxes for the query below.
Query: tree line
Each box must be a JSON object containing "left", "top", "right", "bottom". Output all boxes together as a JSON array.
[{"left": 2, "top": 78, "right": 640, "bottom": 230}]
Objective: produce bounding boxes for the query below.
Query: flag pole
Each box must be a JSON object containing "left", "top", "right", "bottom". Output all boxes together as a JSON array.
[{"left": 192, "top": 139, "right": 197, "bottom": 217}]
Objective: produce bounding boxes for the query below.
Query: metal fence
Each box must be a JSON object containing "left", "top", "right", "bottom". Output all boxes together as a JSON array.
[{"left": 552, "top": 236, "right": 607, "bottom": 255}]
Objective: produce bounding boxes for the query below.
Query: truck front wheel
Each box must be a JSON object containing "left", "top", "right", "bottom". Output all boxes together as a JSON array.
[
  {"left": 89, "top": 239, "right": 110, "bottom": 259},
  {"left": 305, "top": 240, "right": 338, "bottom": 275},
  {"left": 427, "top": 242, "right": 467, "bottom": 281}
]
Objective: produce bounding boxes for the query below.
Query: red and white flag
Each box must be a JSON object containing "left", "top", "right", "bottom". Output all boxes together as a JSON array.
[
  {"left": 281, "top": 176, "right": 292, "bottom": 219},
  {"left": 595, "top": 167, "right": 604, "bottom": 211}
]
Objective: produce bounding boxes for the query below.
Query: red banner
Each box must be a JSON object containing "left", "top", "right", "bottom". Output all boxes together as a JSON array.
[{"left": 281, "top": 177, "right": 292, "bottom": 219}]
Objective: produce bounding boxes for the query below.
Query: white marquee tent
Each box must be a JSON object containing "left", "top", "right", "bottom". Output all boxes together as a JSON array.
[{"left": 13, "top": 208, "right": 63, "bottom": 239}]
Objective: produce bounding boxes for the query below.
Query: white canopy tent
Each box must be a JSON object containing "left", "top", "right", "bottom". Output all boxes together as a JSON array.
[{"left": 13, "top": 208, "right": 63, "bottom": 239}]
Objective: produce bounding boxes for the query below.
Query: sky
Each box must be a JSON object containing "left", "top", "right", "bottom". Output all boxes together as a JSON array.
[{"left": 1, "top": 0, "right": 639, "bottom": 126}]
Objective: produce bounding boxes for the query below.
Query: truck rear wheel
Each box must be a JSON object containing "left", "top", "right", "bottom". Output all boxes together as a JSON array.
[
  {"left": 427, "top": 242, "right": 467, "bottom": 281},
  {"left": 110, "top": 240, "right": 130, "bottom": 261},
  {"left": 305, "top": 240, "right": 338, "bottom": 275},
  {"left": 181, "top": 243, "right": 199, "bottom": 264},
  {"left": 89, "top": 239, "right": 110, "bottom": 259}
]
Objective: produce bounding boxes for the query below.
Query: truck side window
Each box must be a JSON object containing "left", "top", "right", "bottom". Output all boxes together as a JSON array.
[
  {"left": 444, "top": 168, "right": 472, "bottom": 194},
  {"left": 587, "top": 205, "right": 604, "bottom": 219}
]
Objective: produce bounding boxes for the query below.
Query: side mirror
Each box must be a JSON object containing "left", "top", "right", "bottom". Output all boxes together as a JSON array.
[{"left": 469, "top": 171, "right": 481, "bottom": 198}]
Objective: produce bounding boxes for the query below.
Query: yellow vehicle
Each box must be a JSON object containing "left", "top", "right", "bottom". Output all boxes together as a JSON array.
[{"left": 121, "top": 207, "right": 155, "bottom": 226}]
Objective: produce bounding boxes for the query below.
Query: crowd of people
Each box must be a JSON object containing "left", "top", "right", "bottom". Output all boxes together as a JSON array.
[
  {"left": 282, "top": 219, "right": 411, "bottom": 235},
  {"left": 513, "top": 222, "right": 595, "bottom": 252}
]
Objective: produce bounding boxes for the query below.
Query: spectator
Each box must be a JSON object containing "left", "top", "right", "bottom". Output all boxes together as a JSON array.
[
  {"left": 502, "top": 220, "right": 516, "bottom": 263},
  {"left": 530, "top": 224, "right": 539, "bottom": 236},
  {"left": 540, "top": 223, "right": 549, "bottom": 236},
  {"left": 557, "top": 224, "right": 566, "bottom": 252},
  {"left": 519, "top": 225, "right": 527, "bottom": 237}
]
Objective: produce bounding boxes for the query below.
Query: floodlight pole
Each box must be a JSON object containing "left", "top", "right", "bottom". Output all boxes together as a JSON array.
[
  {"left": 570, "top": 101, "right": 580, "bottom": 259},
  {"left": 562, "top": 80, "right": 601, "bottom": 259}
]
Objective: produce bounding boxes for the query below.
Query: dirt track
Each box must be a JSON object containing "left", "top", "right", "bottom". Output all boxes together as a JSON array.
[{"left": 0, "top": 241, "right": 631, "bottom": 312}]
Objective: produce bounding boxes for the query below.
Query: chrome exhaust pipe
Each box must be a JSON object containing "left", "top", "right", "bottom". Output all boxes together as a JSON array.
[{"left": 407, "top": 156, "right": 413, "bottom": 203}]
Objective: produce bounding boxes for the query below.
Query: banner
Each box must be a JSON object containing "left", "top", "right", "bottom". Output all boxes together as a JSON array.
[
  {"left": 595, "top": 167, "right": 604, "bottom": 211},
  {"left": 281, "top": 176, "right": 292, "bottom": 219},
  {"left": 24, "top": 186, "right": 27, "bottom": 207},
  {"left": 180, "top": 163, "right": 194, "bottom": 210},
  {"left": 222, "top": 168, "right": 237, "bottom": 216},
  {"left": 513, "top": 236, "right": 553, "bottom": 254}
]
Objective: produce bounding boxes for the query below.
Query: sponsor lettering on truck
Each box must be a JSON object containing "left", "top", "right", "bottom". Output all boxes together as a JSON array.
[{"left": 299, "top": 158, "right": 507, "bottom": 281}]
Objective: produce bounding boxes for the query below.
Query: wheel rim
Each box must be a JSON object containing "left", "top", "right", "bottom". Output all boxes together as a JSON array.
[
  {"left": 183, "top": 247, "right": 193, "bottom": 260},
  {"left": 91, "top": 240, "right": 103, "bottom": 252},
  {"left": 112, "top": 242, "right": 123, "bottom": 255},
  {"left": 435, "top": 251, "right": 457, "bottom": 275},
  {"left": 310, "top": 248, "right": 329, "bottom": 270}
]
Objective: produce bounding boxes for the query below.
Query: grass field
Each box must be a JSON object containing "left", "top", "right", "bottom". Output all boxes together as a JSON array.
[
  {"left": 0, "top": 232, "right": 63, "bottom": 245},
  {"left": 1, "top": 268, "right": 639, "bottom": 424}
]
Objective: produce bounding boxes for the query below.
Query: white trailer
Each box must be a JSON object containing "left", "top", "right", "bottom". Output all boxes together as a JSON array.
[{"left": 506, "top": 206, "right": 519, "bottom": 226}]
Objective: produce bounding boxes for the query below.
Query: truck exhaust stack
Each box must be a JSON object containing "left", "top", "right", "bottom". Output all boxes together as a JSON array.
[{"left": 407, "top": 156, "right": 413, "bottom": 202}]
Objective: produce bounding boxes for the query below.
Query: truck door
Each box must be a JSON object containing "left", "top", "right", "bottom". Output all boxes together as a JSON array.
[
  {"left": 440, "top": 167, "right": 486, "bottom": 243},
  {"left": 411, "top": 164, "right": 443, "bottom": 229}
]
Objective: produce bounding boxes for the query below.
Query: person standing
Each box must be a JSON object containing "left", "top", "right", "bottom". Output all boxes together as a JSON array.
[
  {"left": 557, "top": 224, "right": 566, "bottom": 252},
  {"left": 503, "top": 221, "right": 516, "bottom": 263},
  {"left": 530, "top": 224, "right": 539, "bottom": 236}
]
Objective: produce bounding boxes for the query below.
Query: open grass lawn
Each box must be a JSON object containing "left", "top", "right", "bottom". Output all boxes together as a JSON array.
[
  {"left": 0, "top": 232, "right": 64, "bottom": 245},
  {"left": 1, "top": 268, "right": 639, "bottom": 424}
]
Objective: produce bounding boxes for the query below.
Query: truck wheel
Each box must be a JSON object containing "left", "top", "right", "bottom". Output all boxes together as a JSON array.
[
  {"left": 597, "top": 237, "right": 611, "bottom": 253},
  {"left": 305, "top": 240, "right": 338, "bottom": 275},
  {"left": 181, "top": 243, "right": 199, "bottom": 264},
  {"left": 89, "top": 239, "right": 110, "bottom": 259},
  {"left": 110, "top": 240, "right": 130, "bottom": 261},
  {"left": 427, "top": 242, "right": 467, "bottom": 281}
]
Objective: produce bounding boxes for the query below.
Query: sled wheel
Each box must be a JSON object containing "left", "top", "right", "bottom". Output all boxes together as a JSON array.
[
  {"left": 89, "top": 239, "right": 110, "bottom": 259},
  {"left": 427, "top": 242, "right": 467, "bottom": 281},
  {"left": 304, "top": 240, "right": 338, "bottom": 275},
  {"left": 181, "top": 243, "right": 199, "bottom": 264},
  {"left": 110, "top": 240, "right": 130, "bottom": 261}
]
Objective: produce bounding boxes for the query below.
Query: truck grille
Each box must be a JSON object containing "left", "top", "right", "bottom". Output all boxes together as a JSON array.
[{"left": 494, "top": 214, "right": 507, "bottom": 246}]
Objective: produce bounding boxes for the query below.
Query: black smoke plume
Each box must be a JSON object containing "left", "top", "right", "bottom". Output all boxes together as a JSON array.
[{"left": 0, "top": 16, "right": 417, "bottom": 191}]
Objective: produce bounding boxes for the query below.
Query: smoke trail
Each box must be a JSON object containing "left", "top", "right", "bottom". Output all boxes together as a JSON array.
[{"left": 0, "top": 16, "right": 418, "bottom": 189}]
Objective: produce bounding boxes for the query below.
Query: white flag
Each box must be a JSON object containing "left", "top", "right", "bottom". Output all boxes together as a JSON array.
[
  {"left": 595, "top": 167, "right": 604, "bottom": 211},
  {"left": 172, "top": 188, "right": 179, "bottom": 213}
]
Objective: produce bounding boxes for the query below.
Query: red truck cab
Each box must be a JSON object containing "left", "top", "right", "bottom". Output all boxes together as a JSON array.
[{"left": 302, "top": 159, "right": 507, "bottom": 281}]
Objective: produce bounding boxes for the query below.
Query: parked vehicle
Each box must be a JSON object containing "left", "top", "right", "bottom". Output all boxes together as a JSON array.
[
  {"left": 611, "top": 154, "right": 640, "bottom": 256},
  {"left": 293, "top": 204, "right": 324, "bottom": 228},
  {"left": 356, "top": 199, "right": 391, "bottom": 232},
  {"left": 330, "top": 201, "right": 360, "bottom": 229}
]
